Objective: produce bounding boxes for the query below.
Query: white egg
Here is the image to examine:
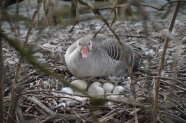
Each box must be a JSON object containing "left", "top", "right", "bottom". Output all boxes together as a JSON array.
[
  {"left": 88, "top": 82, "right": 104, "bottom": 97},
  {"left": 70, "top": 79, "right": 88, "bottom": 90},
  {"left": 106, "top": 95, "right": 118, "bottom": 101},
  {"left": 61, "top": 87, "right": 73, "bottom": 94},
  {"left": 106, "top": 95, "right": 126, "bottom": 102},
  {"left": 112, "top": 86, "right": 124, "bottom": 94},
  {"left": 103, "top": 83, "right": 114, "bottom": 94},
  {"left": 90, "top": 81, "right": 102, "bottom": 87},
  {"left": 74, "top": 91, "right": 85, "bottom": 96}
]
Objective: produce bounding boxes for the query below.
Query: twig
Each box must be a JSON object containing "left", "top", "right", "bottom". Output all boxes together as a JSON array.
[
  {"left": 159, "top": 111, "right": 186, "bottom": 123},
  {"left": 24, "top": 96, "right": 55, "bottom": 115},
  {"left": 0, "top": 1, "right": 4, "bottom": 123},
  {"left": 72, "top": 110, "right": 86, "bottom": 123},
  {"left": 135, "top": 76, "right": 185, "bottom": 87},
  {"left": 153, "top": 2, "right": 180, "bottom": 123},
  {"left": 39, "top": 115, "right": 56, "bottom": 123},
  {"left": 159, "top": 0, "right": 186, "bottom": 10},
  {"left": 23, "top": 0, "right": 43, "bottom": 47},
  {"left": 69, "top": 0, "right": 79, "bottom": 32},
  {"left": 97, "top": 3, "right": 160, "bottom": 11},
  {"left": 95, "top": 7, "right": 116, "bottom": 37},
  {"left": 96, "top": 0, "right": 186, "bottom": 12},
  {"left": 99, "top": 109, "right": 117, "bottom": 122},
  {"left": 78, "top": 0, "right": 121, "bottom": 44},
  {"left": 161, "top": 80, "right": 186, "bottom": 92},
  {"left": 124, "top": 35, "right": 145, "bottom": 38},
  {"left": 6, "top": 1, "right": 43, "bottom": 123}
]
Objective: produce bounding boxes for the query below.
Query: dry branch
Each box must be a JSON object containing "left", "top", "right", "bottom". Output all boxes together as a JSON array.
[
  {"left": 24, "top": 96, "right": 55, "bottom": 115},
  {"left": 78, "top": 0, "right": 121, "bottom": 43},
  {"left": 6, "top": 1, "right": 43, "bottom": 123},
  {"left": 153, "top": 2, "right": 180, "bottom": 123},
  {"left": 0, "top": 6, "right": 4, "bottom": 123}
]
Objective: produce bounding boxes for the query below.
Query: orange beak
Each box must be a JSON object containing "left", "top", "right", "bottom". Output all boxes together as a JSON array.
[{"left": 81, "top": 46, "right": 89, "bottom": 58}]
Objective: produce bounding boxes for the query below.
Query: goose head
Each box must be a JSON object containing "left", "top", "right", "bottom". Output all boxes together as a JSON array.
[{"left": 77, "top": 34, "right": 93, "bottom": 58}]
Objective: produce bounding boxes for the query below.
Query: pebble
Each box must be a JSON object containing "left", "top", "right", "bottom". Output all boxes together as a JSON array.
[
  {"left": 182, "top": 37, "right": 186, "bottom": 44},
  {"left": 145, "top": 49, "right": 155, "bottom": 56},
  {"left": 33, "top": 53, "right": 43, "bottom": 59},
  {"left": 27, "top": 44, "right": 43, "bottom": 53},
  {"left": 6, "top": 58, "right": 19, "bottom": 65},
  {"left": 42, "top": 81, "right": 50, "bottom": 89},
  {"left": 55, "top": 47, "right": 63, "bottom": 53},
  {"left": 158, "top": 48, "right": 163, "bottom": 55},
  {"left": 50, "top": 40, "right": 59, "bottom": 45},
  {"left": 36, "top": 58, "right": 47, "bottom": 64},
  {"left": 42, "top": 43, "right": 56, "bottom": 49},
  {"left": 167, "top": 60, "right": 172, "bottom": 64},
  {"left": 159, "top": 29, "right": 169, "bottom": 39},
  {"left": 7, "top": 60, "right": 17, "bottom": 65},
  {"left": 159, "top": 29, "right": 175, "bottom": 40}
]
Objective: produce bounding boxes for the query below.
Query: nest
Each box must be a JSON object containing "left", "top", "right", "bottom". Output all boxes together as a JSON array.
[{"left": 3, "top": 17, "right": 186, "bottom": 123}]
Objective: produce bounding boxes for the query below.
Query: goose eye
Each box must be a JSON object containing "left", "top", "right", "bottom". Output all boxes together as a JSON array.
[{"left": 79, "top": 43, "right": 81, "bottom": 45}]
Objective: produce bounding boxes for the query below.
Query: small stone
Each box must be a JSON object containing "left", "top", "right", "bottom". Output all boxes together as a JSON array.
[
  {"left": 37, "top": 58, "right": 47, "bottom": 64},
  {"left": 7, "top": 58, "right": 18, "bottom": 65},
  {"left": 43, "top": 81, "right": 50, "bottom": 89},
  {"left": 33, "top": 53, "right": 43, "bottom": 59},
  {"left": 145, "top": 49, "right": 155, "bottom": 56},
  {"left": 2, "top": 48, "right": 9, "bottom": 52},
  {"left": 182, "top": 37, "right": 186, "bottom": 44},
  {"left": 26, "top": 44, "right": 43, "bottom": 54},
  {"left": 30, "top": 83, "right": 34, "bottom": 88},
  {"left": 159, "top": 29, "right": 168, "bottom": 39},
  {"left": 159, "top": 29, "right": 175, "bottom": 40},
  {"left": 50, "top": 40, "right": 59, "bottom": 45},
  {"left": 158, "top": 48, "right": 163, "bottom": 55},
  {"left": 55, "top": 47, "right": 63, "bottom": 53},
  {"left": 167, "top": 60, "right": 172, "bottom": 64},
  {"left": 42, "top": 43, "right": 54, "bottom": 49},
  {"left": 136, "top": 29, "right": 143, "bottom": 34}
]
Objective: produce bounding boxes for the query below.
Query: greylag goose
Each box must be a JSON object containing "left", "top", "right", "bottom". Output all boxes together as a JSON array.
[{"left": 65, "top": 34, "right": 144, "bottom": 79}]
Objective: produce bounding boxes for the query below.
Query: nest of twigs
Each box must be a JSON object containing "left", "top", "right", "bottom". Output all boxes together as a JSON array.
[{"left": 2, "top": 13, "right": 186, "bottom": 123}]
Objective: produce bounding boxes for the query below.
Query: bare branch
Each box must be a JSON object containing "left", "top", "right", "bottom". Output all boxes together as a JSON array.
[
  {"left": 153, "top": 2, "right": 180, "bottom": 123},
  {"left": 0, "top": 1, "right": 4, "bottom": 123},
  {"left": 24, "top": 96, "right": 55, "bottom": 115}
]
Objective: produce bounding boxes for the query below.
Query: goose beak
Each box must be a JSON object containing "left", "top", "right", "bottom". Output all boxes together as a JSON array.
[{"left": 81, "top": 46, "right": 89, "bottom": 58}]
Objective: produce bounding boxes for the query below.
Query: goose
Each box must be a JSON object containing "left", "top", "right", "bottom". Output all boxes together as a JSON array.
[{"left": 65, "top": 34, "right": 144, "bottom": 79}]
